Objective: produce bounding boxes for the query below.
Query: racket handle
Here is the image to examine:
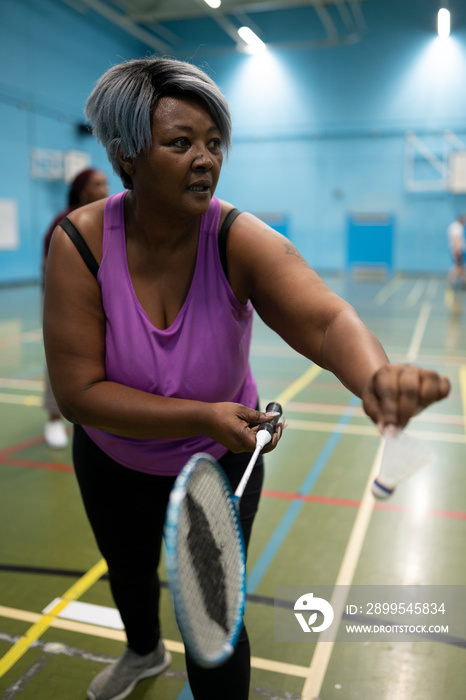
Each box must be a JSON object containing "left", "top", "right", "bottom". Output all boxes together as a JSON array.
[
  {"left": 234, "top": 402, "right": 283, "bottom": 503},
  {"left": 256, "top": 401, "right": 283, "bottom": 449}
]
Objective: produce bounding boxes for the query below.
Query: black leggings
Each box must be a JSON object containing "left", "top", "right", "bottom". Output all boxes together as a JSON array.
[{"left": 73, "top": 425, "right": 264, "bottom": 700}]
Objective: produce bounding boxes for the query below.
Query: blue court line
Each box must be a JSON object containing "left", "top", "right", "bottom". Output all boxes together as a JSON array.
[
  {"left": 247, "top": 394, "right": 359, "bottom": 594},
  {"left": 174, "top": 395, "right": 359, "bottom": 699},
  {"left": 176, "top": 686, "right": 196, "bottom": 700}
]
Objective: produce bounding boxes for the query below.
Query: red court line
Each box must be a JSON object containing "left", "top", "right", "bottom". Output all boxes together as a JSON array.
[
  {"left": 262, "top": 489, "right": 361, "bottom": 508},
  {"left": 0, "top": 434, "right": 45, "bottom": 460},
  {"left": 0, "top": 433, "right": 73, "bottom": 473},
  {"left": 2, "top": 449, "right": 465, "bottom": 521},
  {"left": 4, "top": 457, "right": 73, "bottom": 473},
  {"left": 261, "top": 489, "right": 466, "bottom": 520}
]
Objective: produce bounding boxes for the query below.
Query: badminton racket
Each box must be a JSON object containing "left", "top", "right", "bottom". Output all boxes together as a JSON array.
[{"left": 164, "top": 401, "right": 282, "bottom": 667}]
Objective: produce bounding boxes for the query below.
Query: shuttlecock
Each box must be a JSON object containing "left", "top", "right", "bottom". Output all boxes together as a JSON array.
[{"left": 372, "top": 426, "right": 434, "bottom": 500}]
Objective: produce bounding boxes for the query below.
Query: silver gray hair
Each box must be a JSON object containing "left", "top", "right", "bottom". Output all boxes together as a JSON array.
[{"left": 85, "top": 57, "right": 232, "bottom": 189}]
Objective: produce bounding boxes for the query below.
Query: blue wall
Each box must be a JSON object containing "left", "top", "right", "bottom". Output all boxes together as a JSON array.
[
  {"left": 1, "top": 0, "right": 466, "bottom": 282},
  {"left": 0, "top": 0, "right": 144, "bottom": 283},
  {"left": 209, "top": 0, "right": 466, "bottom": 273}
]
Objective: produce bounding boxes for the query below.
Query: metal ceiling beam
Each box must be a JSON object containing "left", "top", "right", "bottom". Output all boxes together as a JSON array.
[
  {"left": 128, "top": 0, "right": 371, "bottom": 24},
  {"left": 61, "top": 0, "right": 368, "bottom": 54},
  {"left": 73, "top": 0, "right": 171, "bottom": 53},
  {"left": 192, "top": 0, "right": 249, "bottom": 50},
  {"left": 313, "top": 0, "right": 338, "bottom": 41}
]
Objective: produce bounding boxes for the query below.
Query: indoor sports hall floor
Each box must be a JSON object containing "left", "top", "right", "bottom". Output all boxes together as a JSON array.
[{"left": 0, "top": 274, "right": 464, "bottom": 700}]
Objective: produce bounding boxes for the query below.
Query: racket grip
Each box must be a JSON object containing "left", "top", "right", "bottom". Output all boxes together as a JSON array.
[{"left": 257, "top": 401, "right": 283, "bottom": 443}]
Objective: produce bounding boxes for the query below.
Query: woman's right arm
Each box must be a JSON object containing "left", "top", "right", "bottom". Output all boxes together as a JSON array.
[{"left": 43, "top": 213, "right": 277, "bottom": 453}]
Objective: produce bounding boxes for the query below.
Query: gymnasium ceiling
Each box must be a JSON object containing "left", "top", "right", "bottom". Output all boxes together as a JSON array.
[{"left": 60, "top": 0, "right": 372, "bottom": 55}]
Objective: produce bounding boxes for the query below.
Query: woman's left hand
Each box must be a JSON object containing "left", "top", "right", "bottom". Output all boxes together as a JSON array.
[{"left": 362, "top": 364, "right": 451, "bottom": 431}]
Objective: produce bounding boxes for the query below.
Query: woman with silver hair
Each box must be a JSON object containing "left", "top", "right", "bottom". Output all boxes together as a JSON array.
[{"left": 44, "top": 56, "right": 449, "bottom": 700}]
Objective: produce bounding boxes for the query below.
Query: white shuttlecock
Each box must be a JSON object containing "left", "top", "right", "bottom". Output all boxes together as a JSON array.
[{"left": 372, "top": 426, "right": 434, "bottom": 500}]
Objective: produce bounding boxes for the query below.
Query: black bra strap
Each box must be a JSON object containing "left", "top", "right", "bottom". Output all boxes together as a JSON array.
[
  {"left": 218, "top": 208, "right": 241, "bottom": 281},
  {"left": 59, "top": 209, "right": 241, "bottom": 282},
  {"left": 59, "top": 217, "right": 99, "bottom": 279}
]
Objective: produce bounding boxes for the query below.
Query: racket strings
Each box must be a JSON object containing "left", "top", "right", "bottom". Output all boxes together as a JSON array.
[
  {"left": 185, "top": 492, "right": 228, "bottom": 633},
  {"left": 176, "top": 460, "right": 244, "bottom": 657}
]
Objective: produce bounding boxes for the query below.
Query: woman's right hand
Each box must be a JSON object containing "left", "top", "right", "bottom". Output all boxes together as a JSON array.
[{"left": 206, "top": 402, "right": 284, "bottom": 454}]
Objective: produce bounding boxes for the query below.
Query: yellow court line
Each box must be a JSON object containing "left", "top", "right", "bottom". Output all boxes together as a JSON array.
[
  {"left": 274, "top": 363, "right": 322, "bottom": 407},
  {"left": 0, "top": 558, "right": 108, "bottom": 679},
  {"left": 0, "top": 392, "right": 42, "bottom": 406},
  {"left": 0, "top": 605, "right": 308, "bottom": 679},
  {"left": 0, "top": 364, "right": 322, "bottom": 680}
]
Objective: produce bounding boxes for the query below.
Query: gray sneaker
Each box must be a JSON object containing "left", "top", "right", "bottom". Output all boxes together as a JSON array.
[{"left": 87, "top": 639, "right": 171, "bottom": 700}]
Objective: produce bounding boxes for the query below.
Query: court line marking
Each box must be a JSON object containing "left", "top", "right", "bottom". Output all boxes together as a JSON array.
[
  {"left": 394, "top": 351, "right": 466, "bottom": 366},
  {"left": 406, "top": 280, "right": 426, "bottom": 307},
  {"left": 246, "top": 396, "right": 359, "bottom": 595},
  {"left": 0, "top": 435, "right": 45, "bottom": 460},
  {"left": 0, "top": 379, "right": 43, "bottom": 391},
  {"left": 261, "top": 490, "right": 466, "bottom": 520},
  {"left": 0, "top": 605, "right": 309, "bottom": 680},
  {"left": 406, "top": 301, "right": 431, "bottom": 361},
  {"left": 0, "top": 363, "right": 323, "bottom": 692},
  {"left": 0, "top": 393, "right": 42, "bottom": 406},
  {"left": 301, "top": 441, "right": 384, "bottom": 699},
  {"left": 301, "top": 293, "right": 433, "bottom": 699},
  {"left": 0, "top": 457, "right": 73, "bottom": 472},
  {"left": 426, "top": 279, "right": 438, "bottom": 299},
  {"left": 288, "top": 419, "right": 465, "bottom": 443},
  {"left": 375, "top": 277, "right": 404, "bottom": 306},
  {"left": 0, "top": 330, "right": 43, "bottom": 350},
  {"left": 274, "top": 363, "right": 323, "bottom": 406},
  {"left": 0, "top": 559, "right": 108, "bottom": 679},
  {"left": 285, "top": 401, "right": 464, "bottom": 426}
]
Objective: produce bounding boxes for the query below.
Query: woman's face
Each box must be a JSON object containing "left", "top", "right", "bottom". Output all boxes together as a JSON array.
[
  {"left": 128, "top": 96, "right": 223, "bottom": 217},
  {"left": 79, "top": 171, "right": 109, "bottom": 205}
]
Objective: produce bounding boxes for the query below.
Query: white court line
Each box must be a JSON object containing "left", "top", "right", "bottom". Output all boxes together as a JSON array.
[
  {"left": 406, "top": 280, "right": 426, "bottom": 307},
  {"left": 406, "top": 302, "right": 431, "bottom": 362},
  {"left": 0, "top": 605, "right": 308, "bottom": 679},
  {"left": 301, "top": 298, "right": 433, "bottom": 698},
  {"left": 288, "top": 419, "right": 465, "bottom": 444},
  {"left": 427, "top": 279, "right": 438, "bottom": 299},
  {"left": 0, "top": 378, "right": 43, "bottom": 391},
  {"left": 286, "top": 401, "right": 464, "bottom": 426},
  {"left": 301, "top": 441, "right": 384, "bottom": 699},
  {"left": 375, "top": 277, "right": 404, "bottom": 306},
  {"left": 0, "top": 330, "right": 43, "bottom": 349}
]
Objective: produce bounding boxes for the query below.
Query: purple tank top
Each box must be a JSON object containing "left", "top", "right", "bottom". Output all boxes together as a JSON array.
[{"left": 83, "top": 192, "right": 257, "bottom": 475}]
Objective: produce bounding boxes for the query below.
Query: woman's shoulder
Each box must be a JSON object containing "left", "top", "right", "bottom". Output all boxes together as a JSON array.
[
  {"left": 62, "top": 198, "right": 108, "bottom": 264},
  {"left": 218, "top": 198, "right": 238, "bottom": 219}
]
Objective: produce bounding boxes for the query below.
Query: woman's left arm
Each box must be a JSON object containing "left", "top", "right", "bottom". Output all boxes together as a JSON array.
[{"left": 223, "top": 209, "right": 450, "bottom": 429}]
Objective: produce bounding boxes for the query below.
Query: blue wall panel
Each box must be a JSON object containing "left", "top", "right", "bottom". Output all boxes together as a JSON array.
[{"left": 1, "top": 0, "right": 466, "bottom": 281}]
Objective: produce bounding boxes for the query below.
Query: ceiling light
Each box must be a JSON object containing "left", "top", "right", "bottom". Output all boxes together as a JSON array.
[
  {"left": 438, "top": 8, "right": 450, "bottom": 38},
  {"left": 204, "top": 0, "right": 221, "bottom": 8},
  {"left": 237, "top": 26, "right": 266, "bottom": 54}
]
